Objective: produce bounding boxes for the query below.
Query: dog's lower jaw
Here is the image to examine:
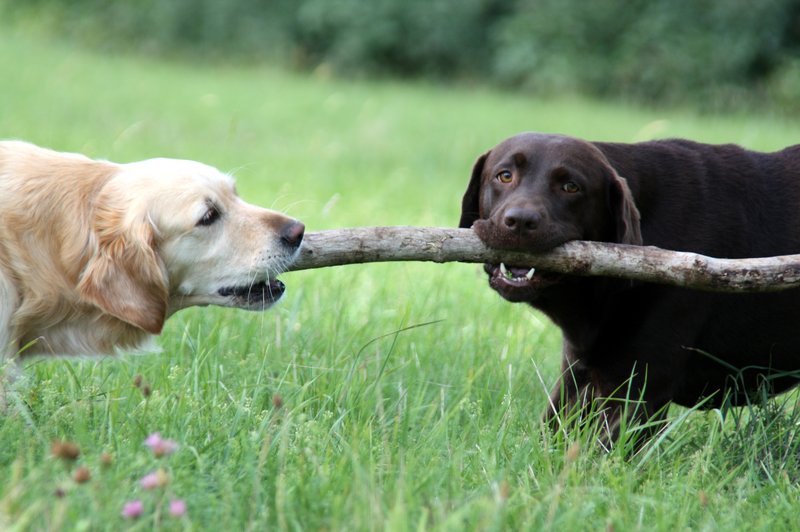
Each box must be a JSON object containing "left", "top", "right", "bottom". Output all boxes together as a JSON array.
[
  {"left": 485, "top": 263, "right": 562, "bottom": 303},
  {"left": 216, "top": 278, "right": 286, "bottom": 309},
  {"left": 167, "top": 277, "right": 286, "bottom": 314}
]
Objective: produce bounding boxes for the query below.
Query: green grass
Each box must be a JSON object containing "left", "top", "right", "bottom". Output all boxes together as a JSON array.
[{"left": 3, "top": 28, "right": 800, "bottom": 530}]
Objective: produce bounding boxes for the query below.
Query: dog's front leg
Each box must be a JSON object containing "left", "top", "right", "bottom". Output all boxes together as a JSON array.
[{"left": 542, "top": 348, "right": 594, "bottom": 430}]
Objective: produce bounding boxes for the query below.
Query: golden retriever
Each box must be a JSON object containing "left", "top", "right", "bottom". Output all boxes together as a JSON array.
[{"left": 0, "top": 141, "right": 304, "bottom": 359}]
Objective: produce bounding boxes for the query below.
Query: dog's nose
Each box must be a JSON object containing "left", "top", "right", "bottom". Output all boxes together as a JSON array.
[
  {"left": 502, "top": 207, "right": 541, "bottom": 233},
  {"left": 280, "top": 220, "right": 305, "bottom": 249}
]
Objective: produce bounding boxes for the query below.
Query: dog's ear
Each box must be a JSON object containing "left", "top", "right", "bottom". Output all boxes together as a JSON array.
[
  {"left": 459, "top": 151, "right": 489, "bottom": 228},
  {"left": 78, "top": 197, "right": 169, "bottom": 334},
  {"left": 607, "top": 168, "right": 643, "bottom": 245}
]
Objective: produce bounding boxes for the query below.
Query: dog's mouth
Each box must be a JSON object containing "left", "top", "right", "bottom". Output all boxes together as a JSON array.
[
  {"left": 217, "top": 278, "right": 286, "bottom": 308},
  {"left": 485, "top": 262, "right": 560, "bottom": 301}
]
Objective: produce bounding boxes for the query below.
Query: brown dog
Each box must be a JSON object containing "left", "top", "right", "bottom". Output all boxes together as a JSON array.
[{"left": 460, "top": 132, "right": 800, "bottom": 446}]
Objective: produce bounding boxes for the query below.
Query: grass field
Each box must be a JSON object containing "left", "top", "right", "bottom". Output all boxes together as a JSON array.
[{"left": 3, "top": 28, "right": 800, "bottom": 531}]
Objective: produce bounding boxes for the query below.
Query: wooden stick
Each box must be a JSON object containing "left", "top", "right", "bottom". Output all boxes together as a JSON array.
[{"left": 287, "top": 226, "right": 800, "bottom": 293}]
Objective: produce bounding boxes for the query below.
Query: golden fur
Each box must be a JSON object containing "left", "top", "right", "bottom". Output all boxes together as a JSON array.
[{"left": 0, "top": 141, "right": 302, "bottom": 359}]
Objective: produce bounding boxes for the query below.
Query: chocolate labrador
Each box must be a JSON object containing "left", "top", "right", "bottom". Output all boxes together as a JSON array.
[{"left": 459, "top": 132, "right": 800, "bottom": 447}]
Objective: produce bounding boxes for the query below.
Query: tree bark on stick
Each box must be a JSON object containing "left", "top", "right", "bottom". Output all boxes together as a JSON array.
[{"left": 286, "top": 226, "right": 800, "bottom": 293}]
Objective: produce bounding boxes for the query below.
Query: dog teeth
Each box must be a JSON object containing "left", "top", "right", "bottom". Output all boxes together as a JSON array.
[
  {"left": 500, "top": 262, "right": 512, "bottom": 279},
  {"left": 499, "top": 263, "right": 536, "bottom": 282}
]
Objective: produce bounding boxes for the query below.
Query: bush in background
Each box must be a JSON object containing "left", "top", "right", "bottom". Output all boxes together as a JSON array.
[
  {"left": 3, "top": 0, "right": 800, "bottom": 112},
  {"left": 495, "top": 0, "right": 800, "bottom": 110},
  {"left": 292, "top": 0, "right": 507, "bottom": 78}
]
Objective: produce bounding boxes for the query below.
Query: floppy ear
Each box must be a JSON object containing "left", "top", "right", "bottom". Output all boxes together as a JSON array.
[
  {"left": 77, "top": 198, "right": 169, "bottom": 334},
  {"left": 459, "top": 151, "right": 489, "bottom": 228},
  {"left": 607, "top": 169, "right": 643, "bottom": 245}
]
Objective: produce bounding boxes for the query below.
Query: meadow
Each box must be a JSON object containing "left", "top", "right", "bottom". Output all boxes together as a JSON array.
[{"left": 2, "top": 28, "right": 800, "bottom": 530}]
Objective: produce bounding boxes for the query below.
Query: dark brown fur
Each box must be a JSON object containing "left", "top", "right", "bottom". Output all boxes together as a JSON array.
[{"left": 460, "top": 132, "right": 800, "bottom": 446}]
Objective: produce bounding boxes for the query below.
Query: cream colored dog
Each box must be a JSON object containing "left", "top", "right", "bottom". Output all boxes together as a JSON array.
[{"left": 0, "top": 141, "right": 304, "bottom": 359}]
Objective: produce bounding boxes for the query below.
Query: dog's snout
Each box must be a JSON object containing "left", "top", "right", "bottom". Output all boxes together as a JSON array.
[
  {"left": 280, "top": 220, "right": 305, "bottom": 249},
  {"left": 502, "top": 207, "right": 541, "bottom": 233}
]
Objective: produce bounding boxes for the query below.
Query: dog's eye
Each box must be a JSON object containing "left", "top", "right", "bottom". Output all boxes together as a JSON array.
[
  {"left": 562, "top": 182, "right": 580, "bottom": 194},
  {"left": 496, "top": 170, "right": 513, "bottom": 184},
  {"left": 197, "top": 207, "right": 220, "bottom": 227}
]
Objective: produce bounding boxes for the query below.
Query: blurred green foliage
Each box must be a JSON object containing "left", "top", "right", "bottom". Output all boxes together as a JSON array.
[{"left": 3, "top": 0, "right": 800, "bottom": 111}]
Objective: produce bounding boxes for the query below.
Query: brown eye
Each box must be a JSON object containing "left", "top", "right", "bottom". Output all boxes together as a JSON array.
[
  {"left": 562, "top": 182, "right": 580, "bottom": 194},
  {"left": 496, "top": 170, "right": 513, "bottom": 184},
  {"left": 197, "top": 206, "right": 220, "bottom": 226}
]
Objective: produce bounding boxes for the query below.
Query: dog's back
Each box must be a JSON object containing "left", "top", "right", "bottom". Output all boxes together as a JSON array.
[
  {"left": 593, "top": 139, "right": 800, "bottom": 406},
  {"left": 597, "top": 139, "right": 800, "bottom": 258}
]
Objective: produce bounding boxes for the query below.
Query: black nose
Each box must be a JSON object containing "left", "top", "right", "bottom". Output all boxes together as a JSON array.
[
  {"left": 502, "top": 207, "right": 541, "bottom": 233},
  {"left": 280, "top": 220, "right": 305, "bottom": 249}
]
